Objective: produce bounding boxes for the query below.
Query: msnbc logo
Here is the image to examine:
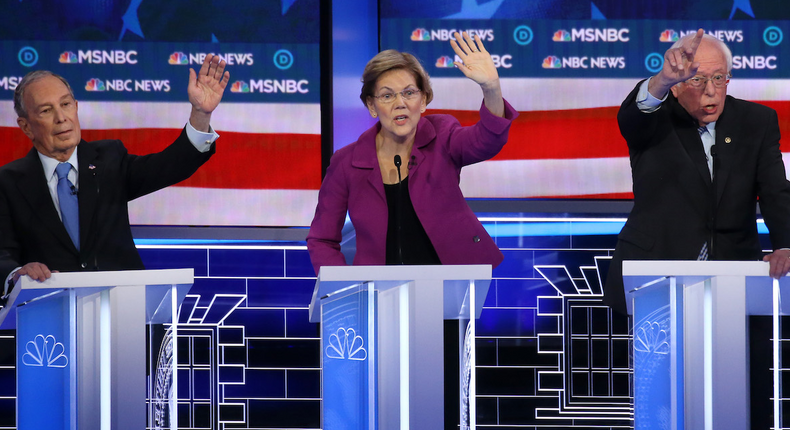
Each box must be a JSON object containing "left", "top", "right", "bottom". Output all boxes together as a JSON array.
[
  {"left": 59, "top": 52, "right": 78, "bottom": 63},
  {"left": 85, "top": 78, "right": 106, "bottom": 92},
  {"left": 411, "top": 28, "right": 430, "bottom": 41},
  {"left": 542, "top": 56, "right": 561, "bottom": 69},
  {"left": 552, "top": 30, "right": 571, "bottom": 42},
  {"left": 660, "top": 30, "right": 679, "bottom": 42},
  {"left": 168, "top": 52, "right": 188, "bottom": 65},
  {"left": 435, "top": 56, "right": 454, "bottom": 68},
  {"left": 231, "top": 81, "right": 250, "bottom": 93}
]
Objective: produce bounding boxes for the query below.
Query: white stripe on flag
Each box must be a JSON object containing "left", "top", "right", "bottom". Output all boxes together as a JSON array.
[
  {"left": 460, "top": 157, "right": 633, "bottom": 198},
  {"left": 129, "top": 188, "right": 319, "bottom": 227},
  {"left": 0, "top": 102, "right": 321, "bottom": 134}
]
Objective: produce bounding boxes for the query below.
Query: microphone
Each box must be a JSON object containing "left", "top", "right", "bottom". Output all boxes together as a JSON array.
[
  {"left": 408, "top": 155, "right": 416, "bottom": 169},
  {"left": 394, "top": 155, "right": 402, "bottom": 183},
  {"left": 394, "top": 155, "right": 404, "bottom": 264},
  {"left": 70, "top": 185, "right": 78, "bottom": 196}
]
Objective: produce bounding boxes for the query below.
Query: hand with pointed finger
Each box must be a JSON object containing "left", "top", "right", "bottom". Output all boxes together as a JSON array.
[{"left": 658, "top": 28, "right": 704, "bottom": 88}]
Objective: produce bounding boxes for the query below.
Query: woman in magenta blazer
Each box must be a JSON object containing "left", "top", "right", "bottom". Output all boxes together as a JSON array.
[{"left": 306, "top": 32, "right": 518, "bottom": 275}]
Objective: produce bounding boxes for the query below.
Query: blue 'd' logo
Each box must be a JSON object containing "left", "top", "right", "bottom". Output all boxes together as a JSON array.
[
  {"left": 513, "top": 25, "right": 533, "bottom": 46},
  {"left": 644, "top": 53, "right": 664, "bottom": 73},
  {"left": 764, "top": 27, "right": 783, "bottom": 46},
  {"left": 18, "top": 46, "right": 39, "bottom": 67},
  {"left": 273, "top": 49, "right": 294, "bottom": 70}
]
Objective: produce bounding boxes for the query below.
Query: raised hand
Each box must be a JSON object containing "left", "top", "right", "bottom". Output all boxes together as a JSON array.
[
  {"left": 649, "top": 28, "right": 704, "bottom": 97},
  {"left": 450, "top": 31, "right": 505, "bottom": 117},
  {"left": 450, "top": 32, "right": 499, "bottom": 89},
  {"left": 188, "top": 54, "right": 230, "bottom": 131}
]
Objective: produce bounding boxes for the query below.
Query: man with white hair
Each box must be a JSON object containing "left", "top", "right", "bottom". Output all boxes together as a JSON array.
[{"left": 605, "top": 29, "right": 790, "bottom": 314}]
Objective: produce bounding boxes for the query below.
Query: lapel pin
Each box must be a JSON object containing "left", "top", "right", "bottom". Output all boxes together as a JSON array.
[
  {"left": 88, "top": 164, "right": 96, "bottom": 169},
  {"left": 724, "top": 137, "right": 731, "bottom": 144}
]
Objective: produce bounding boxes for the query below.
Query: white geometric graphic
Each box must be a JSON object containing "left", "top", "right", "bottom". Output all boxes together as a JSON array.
[
  {"left": 22, "top": 334, "right": 69, "bottom": 368},
  {"left": 152, "top": 326, "right": 174, "bottom": 430},
  {"left": 325, "top": 327, "right": 367, "bottom": 361}
]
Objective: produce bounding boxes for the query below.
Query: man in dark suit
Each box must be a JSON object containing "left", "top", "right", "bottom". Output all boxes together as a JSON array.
[
  {"left": 0, "top": 54, "right": 229, "bottom": 301},
  {"left": 604, "top": 29, "right": 790, "bottom": 315}
]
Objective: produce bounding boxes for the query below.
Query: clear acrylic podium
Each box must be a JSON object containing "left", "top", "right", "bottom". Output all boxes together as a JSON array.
[
  {"left": 0, "top": 269, "right": 194, "bottom": 430},
  {"left": 309, "top": 265, "right": 492, "bottom": 430},
  {"left": 623, "top": 260, "right": 787, "bottom": 430}
]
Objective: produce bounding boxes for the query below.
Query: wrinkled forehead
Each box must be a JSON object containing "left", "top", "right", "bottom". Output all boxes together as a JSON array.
[{"left": 26, "top": 76, "right": 73, "bottom": 104}]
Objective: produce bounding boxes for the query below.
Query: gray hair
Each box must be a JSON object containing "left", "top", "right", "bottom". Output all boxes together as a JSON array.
[
  {"left": 671, "top": 32, "right": 733, "bottom": 73},
  {"left": 14, "top": 70, "right": 75, "bottom": 118}
]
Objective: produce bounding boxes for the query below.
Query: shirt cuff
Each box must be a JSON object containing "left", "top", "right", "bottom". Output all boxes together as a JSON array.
[
  {"left": 3, "top": 268, "right": 20, "bottom": 298},
  {"left": 636, "top": 77, "right": 667, "bottom": 113},
  {"left": 186, "top": 121, "right": 220, "bottom": 153}
]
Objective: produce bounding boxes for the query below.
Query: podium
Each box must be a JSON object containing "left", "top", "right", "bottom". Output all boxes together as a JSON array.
[
  {"left": 0, "top": 269, "right": 194, "bottom": 430},
  {"left": 623, "top": 260, "right": 786, "bottom": 430},
  {"left": 309, "top": 265, "right": 492, "bottom": 430}
]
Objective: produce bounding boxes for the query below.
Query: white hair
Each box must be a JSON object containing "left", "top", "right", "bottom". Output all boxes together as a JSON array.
[{"left": 670, "top": 32, "right": 733, "bottom": 73}]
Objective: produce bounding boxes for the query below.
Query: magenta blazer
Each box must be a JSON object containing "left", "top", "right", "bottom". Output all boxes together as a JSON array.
[{"left": 306, "top": 100, "right": 519, "bottom": 275}]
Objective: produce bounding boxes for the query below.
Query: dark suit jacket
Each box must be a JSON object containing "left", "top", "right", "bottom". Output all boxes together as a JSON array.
[
  {"left": 604, "top": 81, "right": 790, "bottom": 315},
  {"left": 0, "top": 128, "right": 214, "bottom": 282}
]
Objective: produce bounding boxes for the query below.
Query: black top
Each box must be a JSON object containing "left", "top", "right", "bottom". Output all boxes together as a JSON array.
[{"left": 384, "top": 176, "right": 441, "bottom": 265}]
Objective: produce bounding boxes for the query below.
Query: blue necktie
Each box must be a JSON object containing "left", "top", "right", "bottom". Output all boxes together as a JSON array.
[
  {"left": 56, "top": 163, "right": 80, "bottom": 250},
  {"left": 697, "top": 126, "right": 709, "bottom": 261}
]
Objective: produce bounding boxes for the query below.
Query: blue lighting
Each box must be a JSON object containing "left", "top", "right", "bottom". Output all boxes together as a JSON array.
[{"left": 483, "top": 221, "right": 625, "bottom": 238}]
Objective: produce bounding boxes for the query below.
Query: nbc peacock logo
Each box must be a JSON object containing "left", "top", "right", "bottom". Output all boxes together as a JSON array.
[
  {"left": 230, "top": 80, "right": 250, "bottom": 93},
  {"left": 59, "top": 51, "right": 78, "bottom": 63},
  {"left": 168, "top": 52, "right": 188, "bottom": 65},
  {"left": 660, "top": 30, "right": 679, "bottom": 42},
  {"left": 435, "top": 56, "right": 454, "bottom": 68},
  {"left": 411, "top": 28, "right": 430, "bottom": 41},
  {"left": 552, "top": 30, "right": 571, "bottom": 42},
  {"left": 85, "top": 78, "right": 106, "bottom": 91},
  {"left": 542, "top": 56, "right": 562, "bottom": 69},
  {"left": 22, "top": 334, "right": 69, "bottom": 368},
  {"left": 325, "top": 327, "right": 368, "bottom": 361}
]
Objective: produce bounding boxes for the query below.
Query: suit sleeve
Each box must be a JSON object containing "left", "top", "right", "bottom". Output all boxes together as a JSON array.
[
  {"left": 755, "top": 108, "right": 790, "bottom": 249},
  {"left": 306, "top": 150, "right": 351, "bottom": 275},
  {"left": 442, "top": 98, "right": 519, "bottom": 167},
  {"left": 0, "top": 184, "right": 20, "bottom": 283},
  {"left": 617, "top": 80, "right": 672, "bottom": 152},
  {"left": 123, "top": 127, "right": 215, "bottom": 201}
]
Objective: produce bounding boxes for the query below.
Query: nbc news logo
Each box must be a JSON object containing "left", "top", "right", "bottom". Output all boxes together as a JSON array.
[
  {"left": 231, "top": 81, "right": 250, "bottom": 93},
  {"left": 168, "top": 52, "right": 189, "bottom": 65},
  {"left": 542, "top": 56, "right": 561, "bottom": 68},
  {"left": 660, "top": 30, "right": 679, "bottom": 42},
  {"left": 435, "top": 56, "right": 454, "bottom": 68},
  {"left": 411, "top": 28, "right": 430, "bottom": 41}
]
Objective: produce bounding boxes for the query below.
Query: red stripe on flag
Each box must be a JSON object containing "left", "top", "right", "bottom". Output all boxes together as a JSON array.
[
  {"left": 427, "top": 107, "right": 626, "bottom": 160},
  {"left": 428, "top": 100, "right": 790, "bottom": 159},
  {"left": 0, "top": 128, "right": 322, "bottom": 190}
]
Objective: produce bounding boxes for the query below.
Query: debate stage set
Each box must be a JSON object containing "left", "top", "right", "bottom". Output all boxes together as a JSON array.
[{"left": 2, "top": 0, "right": 790, "bottom": 429}]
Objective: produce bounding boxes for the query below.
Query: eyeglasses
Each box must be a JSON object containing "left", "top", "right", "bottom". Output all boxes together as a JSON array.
[
  {"left": 685, "top": 74, "right": 731, "bottom": 89},
  {"left": 373, "top": 88, "right": 422, "bottom": 104}
]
